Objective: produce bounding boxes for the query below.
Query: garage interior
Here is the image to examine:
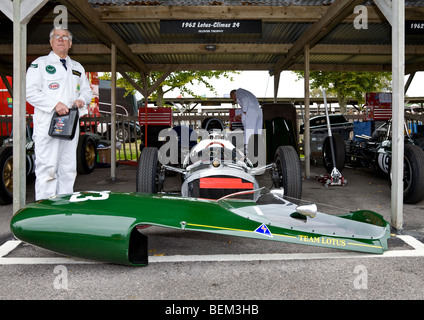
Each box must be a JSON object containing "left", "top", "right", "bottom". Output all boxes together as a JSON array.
[{"left": 2, "top": 0, "right": 424, "bottom": 230}]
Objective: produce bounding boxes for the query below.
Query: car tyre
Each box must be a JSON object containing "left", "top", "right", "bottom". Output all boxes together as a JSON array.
[
  {"left": 136, "top": 147, "right": 160, "bottom": 193},
  {"left": 77, "top": 134, "right": 97, "bottom": 174},
  {"left": 0, "top": 147, "right": 13, "bottom": 204},
  {"left": 323, "top": 133, "right": 346, "bottom": 173},
  {"left": 402, "top": 144, "right": 424, "bottom": 204},
  {"left": 274, "top": 145, "right": 302, "bottom": 199}
]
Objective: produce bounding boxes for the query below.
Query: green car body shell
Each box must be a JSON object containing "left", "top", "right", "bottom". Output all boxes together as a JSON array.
[{"left": 10, "top": 190, "right": 391, "bottom": 266}]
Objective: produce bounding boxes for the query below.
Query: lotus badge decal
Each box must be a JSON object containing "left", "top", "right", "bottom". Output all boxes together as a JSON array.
[{"left": 254, "top": 223, "right": 272, "bottom": 237}]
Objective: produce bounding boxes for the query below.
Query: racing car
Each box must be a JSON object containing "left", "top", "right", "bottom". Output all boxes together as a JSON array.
[
  {"left": 135, "top": 126, "right": 303, "bottom": 201},
  {"left": 322, "top": 119, "right": 424, "bottom": 204},
  {"left": 10, "top": 124, "right": 391, "bottom": 266}
]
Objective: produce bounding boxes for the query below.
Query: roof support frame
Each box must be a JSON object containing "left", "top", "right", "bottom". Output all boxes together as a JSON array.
[
  {"left": 304, "top": 44, "right": 311, "bottom": 179},
  {"left": 118, "top": 68, "right": 173, "bottom": 148},
  {"left": 110, "top": 43, "right": 117, "bottom": 181},
  {"left": 58, "top": 0, "right": 149, "bottom": 77},
  {"left": 271, "top": 0, "right": 364, "bottom": 75},
  {"left": 0, "top": 0, "right": 48, "bottom": 213},
  {"left": 375, "top": 0, "right": 405, "bottom": 230},
  {"left": 374, "top": 0, "right": 393, "bottom": 25},
  {"left": 390, "top": 0, "right": 405, "bottom": 231}
]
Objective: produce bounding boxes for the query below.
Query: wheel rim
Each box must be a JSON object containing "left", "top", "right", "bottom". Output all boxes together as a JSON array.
[
  {"left": 85, "top": 143, "right": 96, "bottom": 169},
  {"left": 275, "top": 157, "right": 283, "bottom": 187},
  {"left": 403, "top": 155, "right": 412, "bottom": 196},
  {"left": 116, "top": 128, "right": 128, "bottom": 142},
  {"left": 323, "top": 141, "right": 332, "bottom": 168},
  {"left": 3, "top": 156, "right": 13, "bottom": 194},
  {"left": 154, "top": 161, "right": 163, "bottom": 192}
]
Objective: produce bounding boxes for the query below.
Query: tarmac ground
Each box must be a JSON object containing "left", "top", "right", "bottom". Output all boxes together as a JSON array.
[{"left": 1, "top": 159, "right": 424, "bottom": 300}]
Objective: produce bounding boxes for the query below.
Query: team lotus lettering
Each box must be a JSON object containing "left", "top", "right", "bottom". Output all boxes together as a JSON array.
[{"left": 298, "top": 235, "right": 346, "bottom": 247}]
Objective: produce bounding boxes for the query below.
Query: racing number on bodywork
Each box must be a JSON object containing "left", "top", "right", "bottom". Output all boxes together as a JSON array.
[
  {"left": 70, "top": 191, "right": 110, "bottom": 202},
  {"left": 377, "top": 153, "right": 390, "bottom": 174}
]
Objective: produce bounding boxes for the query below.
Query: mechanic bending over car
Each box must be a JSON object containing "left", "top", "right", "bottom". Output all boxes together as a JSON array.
[
  {"left": 26, "top": 27, "right": 93, "bottom": 201},
  {"left": 230, "top": 88, "right": 263, "bottom": 152}
]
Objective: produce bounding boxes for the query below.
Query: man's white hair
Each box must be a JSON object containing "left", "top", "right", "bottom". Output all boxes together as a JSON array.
[{"left": 49, "top": 27, "right": 72, "bottom": 41}]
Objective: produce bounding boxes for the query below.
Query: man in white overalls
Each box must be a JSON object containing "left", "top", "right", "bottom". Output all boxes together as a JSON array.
[
  {"left": 26, "top": 27, "right": 92, "bottom": 200},
  {"left": 230, "top": 88, "right": 263, "bottom": 150}
]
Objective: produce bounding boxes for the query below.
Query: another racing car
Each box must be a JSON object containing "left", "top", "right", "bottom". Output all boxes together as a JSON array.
[{"left": 322, "top": 119, "right": 424, "bottom": 204}]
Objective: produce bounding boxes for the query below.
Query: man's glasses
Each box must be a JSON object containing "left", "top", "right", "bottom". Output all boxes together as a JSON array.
[{"left": 51, "top": 34, "right": 71, "bottom": 41}]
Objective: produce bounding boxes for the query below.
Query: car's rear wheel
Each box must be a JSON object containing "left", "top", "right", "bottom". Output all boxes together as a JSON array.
[
  {"left": 274, "top": 145, "right": 302, "bottom": 199},
  {"left": 402, "top": 144, "right": 424, "bottom": 204}
]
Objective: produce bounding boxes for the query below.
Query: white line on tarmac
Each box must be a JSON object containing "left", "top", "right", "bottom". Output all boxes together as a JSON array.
[
  {"left": 397, "top": 235, "right": 424, "bottom": 250},
  {"left": 0, "top": 240, "right": 21, "bottom": 257},
  {"left": 1, "top": 237, "right": 424, "bottom": 265}
]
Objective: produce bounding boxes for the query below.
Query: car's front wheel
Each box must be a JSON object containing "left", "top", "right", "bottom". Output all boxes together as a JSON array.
[
  {"left": 273, "top": 145, "right": 302, "bottom": 199},
  {"left": 136, "top": 147, "right": 162, "bottom": 193}
]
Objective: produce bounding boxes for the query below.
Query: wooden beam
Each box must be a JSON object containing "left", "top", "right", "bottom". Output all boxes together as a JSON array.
[
  {"left": 82, "top": 62, "right": 399, "bottom": 73},
  {"left": 97, "top": 6, "right": 328, "bottom": 23},
  {"left": 2, "top": 43, "right": 424, "bottom": 58},
  {"left": 118, "top": 68, "right": 147, "bottom": 97},
  {"left": 118, "top": 67, "right": 173, "bottom": 98},
  {"left": 289, "top": 63, "right": 393, "bottom": 72},
  {"left": 96, "top": 5, "right": 424, "bottom": 23},
  {"left": 146, "top": 69, "right": 172, "bottom": 97},
  {"left": 58, "top": 0, "right": 148, "bottom": 75},
  {"left": 271, "top": 0, "right": 364, "bottom": 75},
  {"left": 0, "top": 44, "right": 111, "bottom": 55},
  {"left": 111, "top": 43, "right": 117, "bottom": 180},
  {"left": 130, "top": 43, "right": 424, "bottom": 56},
  {"left": 130, "top": 43, "right": 291, "bottom": 55},
  {"left": 304, "top": 44, "right": 311, "bottom": 179},
  {"left": 374, "top": 0, "right": 393, "bottom": 25}
]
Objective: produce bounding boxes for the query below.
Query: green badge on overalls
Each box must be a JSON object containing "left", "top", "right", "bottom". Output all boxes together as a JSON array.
[{"left": 46, "top": 65, "right": 56, "bottom": 74}]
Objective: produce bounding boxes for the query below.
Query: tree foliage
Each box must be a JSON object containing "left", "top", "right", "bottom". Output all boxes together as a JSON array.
[
  {"left": 101, "top": 70, "right": 239, "bottom": 107},
  {"left": 294, "top": 71, "right": 392, "bottom": 113}
]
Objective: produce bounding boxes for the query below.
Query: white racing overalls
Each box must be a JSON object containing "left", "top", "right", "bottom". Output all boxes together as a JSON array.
[
  {"left": 234, "top": 88, "right": 263, "bottom": 145},
  {"left": 26, "top": 51, "right": 92, "bottom": 200}
]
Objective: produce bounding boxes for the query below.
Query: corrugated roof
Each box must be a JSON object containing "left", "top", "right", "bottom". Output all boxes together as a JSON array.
[
  {"left": 1, "top": 0, "right": 424, "bottom": 75},
  {"left": 89, "top": 0, "right": 337, "bottom": 6},
  {"left": 89, "top": 0, "right": 424, "bottom": 6}
]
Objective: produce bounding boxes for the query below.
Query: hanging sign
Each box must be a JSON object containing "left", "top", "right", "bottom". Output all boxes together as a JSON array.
[
  {"left": 160, "top": 20, "right": 261, "bottom": 34},
  {"left": 406, "top": 20, "right": 424, "bottom": 35}
]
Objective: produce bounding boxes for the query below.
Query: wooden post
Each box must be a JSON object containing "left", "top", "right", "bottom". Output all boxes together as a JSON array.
[
  {"left": 12, "top": 0, "right": 27, "bottom": 213},
  {"left": 111, "top": 43, "right": 117, "bottom": 180},
  {"left": 390, "top": 0, "right": 405, "bottom": 230}
]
